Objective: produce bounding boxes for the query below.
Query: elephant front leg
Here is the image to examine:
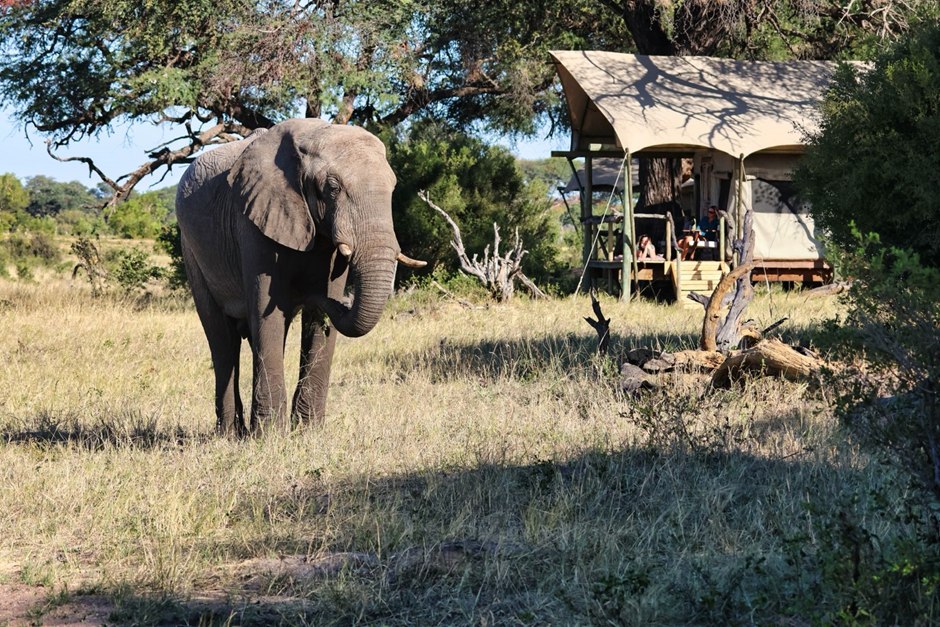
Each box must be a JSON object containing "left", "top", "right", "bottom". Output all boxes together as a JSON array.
[
  {"left": 246, "top": 278, "right": 291, "bottom": 435},
  {"left": 291, "top": 308, "right": 337, "bottom": 426}
]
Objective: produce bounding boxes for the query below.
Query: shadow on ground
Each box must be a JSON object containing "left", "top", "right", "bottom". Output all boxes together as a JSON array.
[{"left": 21, "top": 430, "right": 899, "bottom": 626}]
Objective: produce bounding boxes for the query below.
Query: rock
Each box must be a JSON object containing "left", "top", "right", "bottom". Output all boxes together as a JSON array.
[
  {"left": 620, "top": 363, "right": 658, "bottom": 394},
  {"left": 627, "top": 347, "right": 654, "bottom": 366}
]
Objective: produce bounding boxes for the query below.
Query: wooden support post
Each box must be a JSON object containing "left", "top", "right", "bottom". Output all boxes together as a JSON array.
[
  {"left": 606, "top": 219, "right": 614, "bottom": 261},
  {"left": 734, "top": 154, "right": 744, "bottom": 268},
  {"left": 621, "top": 152, "right": 634, "bottom": 301},
  {"left": 583, "top": 156, "right": 593, "bottom": 272},
  {"left": 665, "top": 217, "right": 672, "bottom": 263},
  {"left": 719, "top": 216, "right": 726, "bottom": 264}
]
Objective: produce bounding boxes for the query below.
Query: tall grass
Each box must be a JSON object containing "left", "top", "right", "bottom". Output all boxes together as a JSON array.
[{"left": 0, "top": 278, "right": 932, "bottom": 625}]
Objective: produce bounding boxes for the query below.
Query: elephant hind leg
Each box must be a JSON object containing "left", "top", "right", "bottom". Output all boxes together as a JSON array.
[
  {"left": 183, "top": 248, "right": 246, "bottom": 436},
  {"left": 292, "top": 307, "right": 337, "bottom": 427}
]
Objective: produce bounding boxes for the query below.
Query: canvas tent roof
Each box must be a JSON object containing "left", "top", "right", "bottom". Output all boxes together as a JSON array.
[
  {"left": 562, "top": 158, "right": 639, "bottom": 194},
  {"left": 550, "top": 51, "right": 841, "bottom": 158}
]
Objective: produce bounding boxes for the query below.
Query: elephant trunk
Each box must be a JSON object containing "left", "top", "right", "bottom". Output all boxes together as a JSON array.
[{"left": 323, "top": 237, "right": 397, "bottom": 338}]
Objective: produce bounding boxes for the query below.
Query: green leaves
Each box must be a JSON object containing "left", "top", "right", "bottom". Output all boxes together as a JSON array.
[{"left": 795, "top": 23, "right": 940, "bottom": 268}]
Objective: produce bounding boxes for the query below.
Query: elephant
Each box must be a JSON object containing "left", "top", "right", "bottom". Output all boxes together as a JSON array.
[{"left": 176, "top": 118, "right": 424, "bottom": 435}]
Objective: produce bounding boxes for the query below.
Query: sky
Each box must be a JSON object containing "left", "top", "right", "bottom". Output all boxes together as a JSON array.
[{"left": 0, "top": 110, "right": 568, "bottom": 192}]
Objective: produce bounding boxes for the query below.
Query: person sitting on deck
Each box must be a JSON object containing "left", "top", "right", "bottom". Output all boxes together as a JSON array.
[
  {"left": 636, "top": 234, "right": 662, "bottom": 260},
  {"left": 700, "top": 205, "right": 721, "bottom": 242}
]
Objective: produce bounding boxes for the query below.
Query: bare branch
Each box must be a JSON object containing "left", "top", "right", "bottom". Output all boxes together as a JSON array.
[{"left": 418, "top": 190, "right": 540, "bottom": 302}]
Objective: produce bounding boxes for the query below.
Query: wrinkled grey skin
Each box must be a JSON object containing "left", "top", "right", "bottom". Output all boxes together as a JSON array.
[{"left": 176, "top": 118, "right": 400, "bottom": 435}]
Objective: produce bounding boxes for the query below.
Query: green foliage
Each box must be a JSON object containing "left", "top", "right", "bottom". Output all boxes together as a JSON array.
[
  {"left": 108, "top": 247, "right": 163, "bottom": 293},
  {"left": 515, "top": 157, "right": 573, "bottom": 193},
  {"left": 24, "top": 175, "right": 96, "bottom": 218},
  {"left": 0, "top": 230, "right": 62, "bottom": 279},
  {"left": 155, "top": 223, "right": 188, "bottom": 291},
  {"left": 0, "top": 0, "right": 625, "bottom": 148},
  {"left": 795, "top": 23, "right": 940, "bottom": 267},
  {"left": 55, "top": 208, "right": 108, "bottom": 237},
  {"left": 0, "top": 172, "right": 28, "bottom": 213},
  {"left": 832, "top": 229, "right": 940, "bottom": 501},
  {"left": 387, "top": 120, "right": 562, "bottom": 285},
  {"left": 109, "top": 190, "right": 172, "bottom": 239}
]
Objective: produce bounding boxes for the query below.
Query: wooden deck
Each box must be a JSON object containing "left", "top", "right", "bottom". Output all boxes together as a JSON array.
[{"left": 586, "top": 258, "right": 730, "bottom": 307}]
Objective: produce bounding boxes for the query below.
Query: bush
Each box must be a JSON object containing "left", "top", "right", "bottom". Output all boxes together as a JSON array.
[
  {"left": 56, "top": 208, "right": 109, "bottom": 237},
  {"left": 108, "top": 247, "right": 164, "bottom": 293},
  {"left": 109, "top": 191, "right": 171, "bottom": 239},
  {"left": 155, "top": 223, "right": 188, "bottom": 290},
  {"left": 0, "top": 231, "right": 62, "bottom": 279},
  {"left": 833, "top": 230, "right": 940, "bottom": 501},
  {"left": 794, "top": 23, "right": 940, "bottom": 266}
]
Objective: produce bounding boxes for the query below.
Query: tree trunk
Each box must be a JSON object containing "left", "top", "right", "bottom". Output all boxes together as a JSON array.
[{"left": 637, "top": 158, "right": 683, "bottom": 210}]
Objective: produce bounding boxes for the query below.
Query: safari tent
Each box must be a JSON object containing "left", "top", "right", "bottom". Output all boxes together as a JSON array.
[{"left": 550, "top": 51, "right": 839, "bottom": 303}]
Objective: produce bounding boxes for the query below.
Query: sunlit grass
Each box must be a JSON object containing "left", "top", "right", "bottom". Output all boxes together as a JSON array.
[{"left": 0, "top": 277, "right": 916, "bottom": 625}]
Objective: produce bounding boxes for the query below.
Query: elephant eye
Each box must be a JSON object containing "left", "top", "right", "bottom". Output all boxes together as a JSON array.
[{"left": 325, "top": 176, "right": 341, "bottom": 199}]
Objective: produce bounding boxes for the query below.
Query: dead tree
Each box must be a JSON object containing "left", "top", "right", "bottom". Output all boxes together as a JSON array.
[
  {"left": 418, "top": 190, "right": 547, "bottom": 302},
  {"left": 584, "top": 289, "right": 611, "bottom": 355},
  {"left": 70, "top": 237, "right": 108, "bottom": 296},
  {"left": 699, "top": 210, "right": 758, "bottom": 352}
]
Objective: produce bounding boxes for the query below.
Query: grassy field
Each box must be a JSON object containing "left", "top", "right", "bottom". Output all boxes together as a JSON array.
[{"left": 0, "top": 277, "right": 928, "bottom": 625}]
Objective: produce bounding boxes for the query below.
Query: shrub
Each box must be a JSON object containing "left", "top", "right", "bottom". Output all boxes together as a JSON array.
[
  {"left": 0, "top": 231, "right": 62, "bottom": 279},
  {"left": 109, "top": 247, "right": 164, "bottom": 293},
  {"left": 794, "top": 23, "right": 940, "bottom": 266},
  {"left": 385, "top": 119, "right": 563, "bottom": 286},
  {"left": 109, "top": 190, "right": 172, "bottom": 239},
  {"left": 56, "top": 208, "right": 109, "bottom": 237},
  {"left": 155, "top": 223, "right": 187, "bottom": 290},
  {"left": 834, "top": 230, "right": 940, "bottom": 501}
]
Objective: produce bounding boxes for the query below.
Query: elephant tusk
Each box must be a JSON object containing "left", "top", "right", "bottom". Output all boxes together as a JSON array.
[
  {"left": 396, "top": 252, "right": 427, "bottom": 268},
  {"left": 337, "top": 243, "right": 352, "bottom": 258}
]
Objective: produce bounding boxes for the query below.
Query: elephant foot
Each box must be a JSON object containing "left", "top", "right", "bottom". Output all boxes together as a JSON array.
[
  {"left": 249, "top": 407, "right": 291, "bottom": 436},
  {"left": 217, "top": 411, "right": 248, "bottom": 437},
  {"left": 291, "top": 390, "right": 327, "bottom": 428}
]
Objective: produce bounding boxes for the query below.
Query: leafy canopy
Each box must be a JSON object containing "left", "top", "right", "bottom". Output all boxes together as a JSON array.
[
  {"left": 794, "top": 23, "right": 940, "bottom": 267},
  {"left": 387, "top": 120, "right": 562, "bottom": 283},
  {"left": 0, "top": 0, "right": 625, "bottom": 200}
]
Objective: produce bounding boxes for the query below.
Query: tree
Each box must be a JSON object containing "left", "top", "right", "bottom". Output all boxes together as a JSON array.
[
  {"left": 387, "top": 119, "right": 562, "bottom": 283},
  {"left": 23, "top": 175, "right": 95, "bottom": 218},
  {"left": 794, "top": 23, "right": 940, "bottom": 267},
  {"left": 0, "top": 173, "right": 28, "bottom": 213},
  {"left": 0, "top": 0, "right": 625, "bottom": 203}
]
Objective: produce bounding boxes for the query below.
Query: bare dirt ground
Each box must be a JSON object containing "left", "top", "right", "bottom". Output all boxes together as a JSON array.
[{"left": 0, "top": 584, "right": 113, "bottom": 626}]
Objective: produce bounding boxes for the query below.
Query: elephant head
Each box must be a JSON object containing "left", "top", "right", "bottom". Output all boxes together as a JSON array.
[{"left": 227, "top": 118, "right": 423, "bottom": 338}]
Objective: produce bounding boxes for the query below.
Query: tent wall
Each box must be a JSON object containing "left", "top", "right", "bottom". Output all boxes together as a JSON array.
[
  {"left": 692, "top": 150, "right": 823, "bottom": 261},
  {"left": 751, "top": 179, "right": 824, "bottom": 260}
]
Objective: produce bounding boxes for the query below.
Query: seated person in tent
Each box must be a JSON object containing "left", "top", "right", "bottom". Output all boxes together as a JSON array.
[
  {"left": 636, "top": 234, "right": 662, "bottom": 260},
  {"left": 678, "top": 216, "right": 701, "bottom": 261},
  {"left": 699, "top": 205, "right": 721, "bottom": 241}
]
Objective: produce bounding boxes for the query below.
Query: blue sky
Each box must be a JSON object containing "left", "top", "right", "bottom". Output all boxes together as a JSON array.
[{"left": 0, "top": 110, "right": 566, "bottom": 191}]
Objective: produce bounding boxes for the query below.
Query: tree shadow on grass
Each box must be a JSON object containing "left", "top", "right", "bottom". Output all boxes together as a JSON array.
[
  {"left": 0, "top": 409, "right": 210, "bottom": 451},
  {"left": 366, "top": 328, "right": 702, "bottom": 385},
  {"left": 91, "top": 421, "right": 903, "bottom": 626}
]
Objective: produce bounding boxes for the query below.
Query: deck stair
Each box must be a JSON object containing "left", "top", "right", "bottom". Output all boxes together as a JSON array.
[{"left": 672, "top": 260, "right": 728, "bottom": 309}]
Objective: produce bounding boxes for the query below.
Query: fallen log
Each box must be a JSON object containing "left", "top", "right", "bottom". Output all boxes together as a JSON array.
[
  {"left": 701, "top": 262, "right": 756, "bottom": 351},
  {"left": 804, "top": 282, "right": 851, "bottom": 299},
  {"left": 711, "top": 338, "right": 821, "bottom": 387},
  {"left": 620, "top": 363, "right": 660, "bottom": 394},
  {"left": 672, "top": 350, "right": 726, "bottom": 371}
]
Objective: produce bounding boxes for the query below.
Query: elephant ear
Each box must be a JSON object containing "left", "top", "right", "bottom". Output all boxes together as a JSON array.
[{"left": 227, "top": 120, "right": 325, "bottom": 252}]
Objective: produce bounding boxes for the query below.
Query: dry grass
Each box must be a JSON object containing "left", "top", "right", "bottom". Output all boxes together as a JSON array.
[{"left": 0, "top": 277, "right": 924, "bottom": 625}]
